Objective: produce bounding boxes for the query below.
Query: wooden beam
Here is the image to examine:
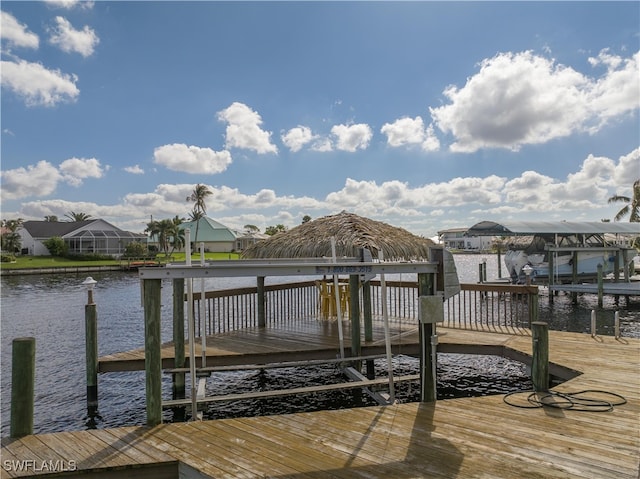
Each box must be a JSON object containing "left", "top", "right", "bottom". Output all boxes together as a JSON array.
[
  {"left": 161, "top": 374, "right": 420, "bottom": 407},
  {"left": 143, "top": 278, "right": 162, "bottom": 426}
]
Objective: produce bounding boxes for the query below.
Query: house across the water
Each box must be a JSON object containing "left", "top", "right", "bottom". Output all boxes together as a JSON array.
[
  {"left": 437, "top": 227, "right": 493, "bottom": 252},
  {"left": 18, "top": 219, "right": 147, "bottom": 257}
]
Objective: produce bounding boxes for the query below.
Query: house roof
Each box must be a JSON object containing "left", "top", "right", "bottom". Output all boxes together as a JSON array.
[
  {"left": 21, "top": 220, "right": 145, "bottom": 239},
  {"left": 21, "top": 220, "right": 95, "bottom": 238},
  {"left": 179, "top": 217, "right": 238, "bottom": 242},
  {"left": 466, "top": 220, "right": 640, "bottom": 236}
]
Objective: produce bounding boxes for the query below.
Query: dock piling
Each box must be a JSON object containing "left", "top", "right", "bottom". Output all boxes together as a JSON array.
[
  {"left": 418, "top": 272, "right": 437, "bottom": 402},
  {"left": 172, "top": 278, "right": 185, "bottom": 401},
  {"left": 597, "top": 263, "right": 604, "bottom": 307},
  {"left": 84, "top": 279, "right": 99, "bottom": 418},
  {"left": 10, "top": 337, "right": 35, "bottom": 438},
  {"left": 143, "top": 278, "right": 163, "bottom": 426},
  {"left": 531, "top": 322, "right": 549, "bottom": 392}
]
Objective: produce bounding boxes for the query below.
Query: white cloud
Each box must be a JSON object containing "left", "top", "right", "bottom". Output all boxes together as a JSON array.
[
  {"left": 380, "top": 116, "right": 440, "bottom": 152},
  {"left": 0, "top": 157, "right": 105, "bottom": 201},
  {"left": 0, "top": 59, "right": 79, "bottom": 107},
  {"left": 430, "top": 49, "right": 640, "bottom": 153},
  {"left": 0, "top": 161, "right": 62, "bottom": 200},
  {"left": 281, "top": 126, "right": 316, "bottom": 152},
  {"left": 586, "top": 50, "right": 640, "bottom": 128},
  {"left": 48, "top": 16, "right": 99, "bottom": 57},
  {"left": 325, "top": 175, "right": 506, "bottom": 213},
  {"left": 310, "top": 138, "right": 333, "bottom": 152},
  {"left": 431, "top": 51, "right": 591, "bottom": 153},
  {"left": 124, "top": 165, "right": 144, "bottom": 174},
  {"left": 217, "top": 102, "right": 277, "bottom": 154},
  {"left": 59, "top": 157, "right": 105, "bottom": 186},
  {"left": 1, "top": 11, "right": 39, "bottom": 49},
  {"left": 153, "top": 143, "right": 232, "bottom": 174},
  {"left": 612, "top": 147, "right": 639, "bottom": 187},
  {"left": 330, "top": 123, "right": 373, "bottom": 152}
]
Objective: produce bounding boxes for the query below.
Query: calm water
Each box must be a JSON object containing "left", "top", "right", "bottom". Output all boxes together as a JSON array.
[{"left": 1, "top": 254, "right": 638, "bottom": 435}]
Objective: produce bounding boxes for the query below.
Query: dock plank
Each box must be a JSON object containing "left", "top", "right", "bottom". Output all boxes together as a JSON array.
[{"left": 2, "top": 328, "right": 639, "bottom": 479}]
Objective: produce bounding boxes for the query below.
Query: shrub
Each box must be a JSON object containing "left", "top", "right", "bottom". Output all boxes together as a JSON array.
[
  {"left": 43, "top": 237, "right": 68, "bottom": 257},
  {"left": 1, "top": 254, "right": 16, "bottom": 263},
  {"left": 123, "top": 241, "right": 148, "bottom": 258},
  {"left": 66, "top": 253, "right": 113, "bottom": 261}
]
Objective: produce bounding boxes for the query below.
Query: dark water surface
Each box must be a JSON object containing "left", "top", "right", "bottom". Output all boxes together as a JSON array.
[{"left": 1, "top": 254, "right": 638, "bottom": 435}]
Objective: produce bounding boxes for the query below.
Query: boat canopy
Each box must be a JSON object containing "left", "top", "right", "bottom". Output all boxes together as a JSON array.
[{"left": 466, "top": 220, "right": 640, "bottom": 236}]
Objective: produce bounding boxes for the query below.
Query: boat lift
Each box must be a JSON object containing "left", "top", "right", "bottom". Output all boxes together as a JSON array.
[{"left": 138, "top": 236, "right": 458, "bottom": 425}]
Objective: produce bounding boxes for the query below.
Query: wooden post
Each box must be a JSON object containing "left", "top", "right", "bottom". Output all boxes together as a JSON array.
[
  {"left": 528, "top": 286, "right": 539, "bottom": 328},
  {"left": 11, "top": 337, "right": 35, "bottom": 438},
  {"left": 531, "top": 322, "right": 549, "bottom": 392},
  {"left": 257, "top": 276, "right": 266, "bottom": 328},
  {"left": 144, "top": 278, "right": 162, "bottom": 426},
  {"left": 548, "top": 251, "right": 554, "bottom": 304},
  {"left": 362, "top": 280, "right": 374, "bottom": 379},
  {"left": 349, "top": 275, "right": 361, "bottom": 366},
  {"left": 571, "top": 251, "right": 578, "bottom": 304},
  {"left": 172, "top": 278, "right": 185, "bottom": 401},
  {"left": 614, "top": 250, "right": 620, "bottom": 283},
  {"left": 85, "top": 297, "right": 98, "bottom": 416},
  {"left": 418, "top": 272, "right": 437, "bottom": 402},
  {"left": 597, "top": 263, "right": 604, "bottom": 308}
]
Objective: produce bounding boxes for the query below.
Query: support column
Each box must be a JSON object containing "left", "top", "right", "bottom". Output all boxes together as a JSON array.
[
  {"left": 362, "top": 280, "right": 374, "bottom": 379},
  {"left": 144, "top": 278, "right": 162, "bottom": 426},
  {"left": 172, "top": 278, "right": 185, "bottom": 401},
  {"left": 597, "top": 263, "right": 604, "bottom": 308},
  {"left": 349, "top": 275, "right": 361, "bottom": 366},
  {"left": 418, "top": 272, "right": 437, "bottom": 402},
  {"left": 10, "top": 337, "right": 35, "bottom": 438},
  {"left": 257, "top": 276, "right": 266, "bottom": 328},
  {"left": 531, "top": 321, "right": 549, "bottom": 392},
  {"left": 85, "top": 299, "right": 98, "bottom": 417}
]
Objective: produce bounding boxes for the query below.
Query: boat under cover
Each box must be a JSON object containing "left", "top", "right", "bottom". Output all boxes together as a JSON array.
[{"left": 466, "top": 221, "right": 640, "bottom": 284}]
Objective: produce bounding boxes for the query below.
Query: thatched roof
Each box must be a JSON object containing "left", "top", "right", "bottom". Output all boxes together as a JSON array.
[{"left": 241, "top": 212, "right": 434, "bottom": 260}]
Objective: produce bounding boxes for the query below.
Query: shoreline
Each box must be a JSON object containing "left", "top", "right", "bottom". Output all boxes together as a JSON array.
[{"left": 0, "top": 265, "right": 128, "bottom": 276}]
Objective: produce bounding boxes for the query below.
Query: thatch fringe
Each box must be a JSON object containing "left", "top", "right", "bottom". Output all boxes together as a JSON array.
[{"left": 241, "top": 211, "right": 434, "bottom": 260}]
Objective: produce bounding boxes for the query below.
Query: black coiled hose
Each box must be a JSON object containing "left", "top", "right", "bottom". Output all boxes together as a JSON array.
[{"left": 503, "top": 389, "right": 627, "bottom": 412}]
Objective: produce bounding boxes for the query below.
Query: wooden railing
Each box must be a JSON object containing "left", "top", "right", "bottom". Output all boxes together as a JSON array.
[
  {"left": 190, "top": 280, "right": 538, "bottom": 336},
  {"left": 192, "top": 281, "right": 319, "bottom": 334}
]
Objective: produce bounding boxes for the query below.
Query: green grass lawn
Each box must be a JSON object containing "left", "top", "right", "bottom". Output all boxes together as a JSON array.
[{"left": 0, "top": 252, "right": 240, "bottom": 270}]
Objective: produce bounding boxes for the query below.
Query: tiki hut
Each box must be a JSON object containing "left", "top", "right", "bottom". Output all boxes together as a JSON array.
[{"left": 241, "top": 211, "right": 435, "bottom": 260}]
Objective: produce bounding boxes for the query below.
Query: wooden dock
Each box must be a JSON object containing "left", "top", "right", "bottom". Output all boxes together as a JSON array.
[
  {"left": 97, "top": 316, "right": 532, "bottom": 373},
  {"left": 2, "top": 328, "right": 639, "bottom": 478},
  {"left": 549, "top": 281, "right": 640, "bottom": 296}
]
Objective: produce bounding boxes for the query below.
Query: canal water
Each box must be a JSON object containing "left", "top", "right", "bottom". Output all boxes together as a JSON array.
[{"left": 1, "top": 254, "right": 638, "bottom": 435}]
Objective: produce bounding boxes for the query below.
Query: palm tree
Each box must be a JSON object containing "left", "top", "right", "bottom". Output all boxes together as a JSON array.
[
  {"left": 608, "top": 179, "right": 640, "bottom": 222},
  {"left": 146, "top": 218, "right": 183, "bottom": 257},
  {"left": 44, "top": 215, "right": 59, "bottom": 222},
  {"left": 65, "top": 211, "right": 92, "bottom": 222},
  {"left": 2, "top": 218, "right": 23, "bottom": 232},
  {"left": 186, "top": 184, "right": 212, "bottom": 247},
  {"left": 1, "top": 218, "right": 23, "bottom": 254}
]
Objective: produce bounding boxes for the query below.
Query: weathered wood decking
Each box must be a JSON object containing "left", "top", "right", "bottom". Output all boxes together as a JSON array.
[
  {"left": 97, "top": 318, "right": 527, "bottom": 373},
  {"left": 2, "top": 328, "right": 639, "bottom": 478}
]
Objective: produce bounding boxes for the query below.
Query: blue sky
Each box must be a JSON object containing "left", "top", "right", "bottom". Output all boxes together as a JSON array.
[{"left": 1, "top": 1, "right": 639, "bottom": 239}]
